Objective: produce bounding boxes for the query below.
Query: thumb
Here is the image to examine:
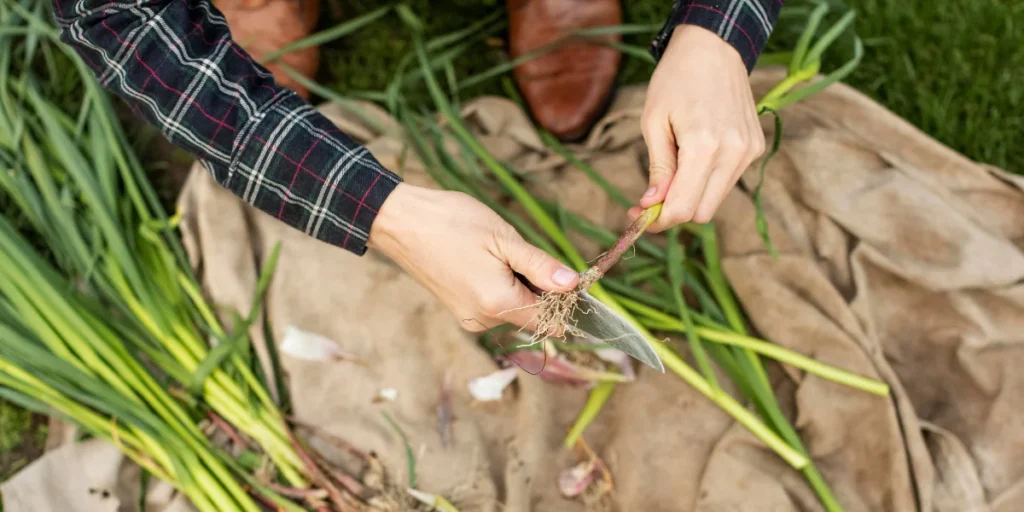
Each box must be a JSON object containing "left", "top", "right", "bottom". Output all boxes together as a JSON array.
[
  {"left": 503, "top": 236, "right": 580, "bottom": 293},
  {"left": 640, "top": 120, "right": 677, "bottom": 209}
]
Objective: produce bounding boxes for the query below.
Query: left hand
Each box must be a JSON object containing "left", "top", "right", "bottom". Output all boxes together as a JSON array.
[
  {"left": 367, "top": 184, "right": 580, "bottom": 334},
  {"left": 631, "top": 24, "right": 765, "bottom": 231}
]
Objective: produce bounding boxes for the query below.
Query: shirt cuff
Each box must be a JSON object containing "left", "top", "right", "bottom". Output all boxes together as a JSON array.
[
  {"left": 229, "top": 93, "right": 401, "bottom": 255},
  {"left": 649, "top": 0, "right": 775, "bottom": 73}
]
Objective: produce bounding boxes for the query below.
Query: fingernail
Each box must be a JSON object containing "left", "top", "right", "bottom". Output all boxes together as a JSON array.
[
  {"left": 642, "top": 187, "right": 657, "bottom": 199},
  {"left": 552, "top": 267, "right": 577, "bottom": 287}
]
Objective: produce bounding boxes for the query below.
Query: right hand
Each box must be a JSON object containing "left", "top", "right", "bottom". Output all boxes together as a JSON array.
[
  {"left": 367, "top": 184, "right": 580, "bottom": 333},
  {"left": 632, "top": 25, "right": 765, "bottom": 231}
]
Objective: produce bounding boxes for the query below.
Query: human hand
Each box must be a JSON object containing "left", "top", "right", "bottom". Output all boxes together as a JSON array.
[
  {"left": 367, "top": 184, "right": 580, "bottom": 332},
  {"left": 631, "top": 24, "right": 766, "bottom": 231}
]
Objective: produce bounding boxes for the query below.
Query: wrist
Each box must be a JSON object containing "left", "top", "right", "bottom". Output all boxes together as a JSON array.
[
  {"left": 668, "top": 23, "right": 741, "bottom": 60},
  {"left": 368, "top": 182, "right": 445, "bottom": 258},
  {"left": 367, "top": 182, "right": 410, "bottom": 253}
]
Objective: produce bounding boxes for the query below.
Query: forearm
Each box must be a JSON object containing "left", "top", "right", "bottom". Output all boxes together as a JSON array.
[
  {"left": 650, "top": 0, "right": 783, "bottom": 71},
  {"left": 51, "top": 0, "right": 400, "bottom": 254}
]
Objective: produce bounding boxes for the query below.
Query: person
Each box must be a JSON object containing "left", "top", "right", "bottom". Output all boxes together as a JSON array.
[{"left": 51, "top": 0, "right": 779, "bottom": 334}]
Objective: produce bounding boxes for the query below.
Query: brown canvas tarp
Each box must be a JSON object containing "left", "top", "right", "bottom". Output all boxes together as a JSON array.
[{"left": 5, "top": 67, "right": 1024, "bottom": 512}]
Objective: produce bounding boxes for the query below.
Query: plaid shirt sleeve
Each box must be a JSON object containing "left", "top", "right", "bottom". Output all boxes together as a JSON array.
[
  {"left": 650, "top": 0, "right": 783, "bottom": 72},
  {"left": 51, "top": 0, "right": 401, "bottom": 255}
]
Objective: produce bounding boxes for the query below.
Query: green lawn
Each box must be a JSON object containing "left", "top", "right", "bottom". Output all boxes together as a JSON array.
[
  {"left": 3, "top": 0, "right": 1023, "bottom": 489},
  {"left": 841, "top": 0, "right": 1024, "bottom": 173}
]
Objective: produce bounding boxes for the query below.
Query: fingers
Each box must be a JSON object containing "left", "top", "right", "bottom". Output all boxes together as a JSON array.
[
  {"left": 502, "top": 234, "right": 579, "bottom": 293},
  {"left": 692, "top": 151, "right": 743, "bottom": 224},
  {"left": 693, "top": 121, "right": 765, "bottom": 223},
  {"left": 466, "top": 269, "right": 562, "bottom": 336},
  {"left": 638, "top": 116, "right": 766, "bottom": 230},
  {"left": 503, "top": 239, "right": 576, "bottom": 332},
  {"left": 457, "top": 230, "right": 577, "bottom": 335},
  {"left": 646, "top": 130, "right": 716, "bottom": 232},
  {"left": 639, "top": 115, "right": 677, "bottom": 209}
]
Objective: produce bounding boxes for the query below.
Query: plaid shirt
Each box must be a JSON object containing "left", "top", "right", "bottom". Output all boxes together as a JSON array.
[
  {"left": 651, "top": 0, "right": 783, "bottom": 72},
  {"left": 52, "top": 0, "right": 779, "bottom": 256}
]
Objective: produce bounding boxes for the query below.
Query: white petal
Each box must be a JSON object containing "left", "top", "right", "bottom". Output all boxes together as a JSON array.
[
  {"left": 378, "top": 388, "right": 398, "bottom": 401},
  {"left": 279, "top": 325, "right": 343, "bottom": 361},
  {"left": 467, "top": 368, "right": 518, "bottom": 401}
]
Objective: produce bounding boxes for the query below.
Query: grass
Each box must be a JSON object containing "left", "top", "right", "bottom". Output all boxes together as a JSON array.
[{"left": 839, "top": 0, "right": 1024, "bottom": 173}]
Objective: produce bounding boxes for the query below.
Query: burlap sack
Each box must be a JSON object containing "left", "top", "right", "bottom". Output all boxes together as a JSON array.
[{"left": 6, "top": 67, "right": 1024, "bottom": 512}]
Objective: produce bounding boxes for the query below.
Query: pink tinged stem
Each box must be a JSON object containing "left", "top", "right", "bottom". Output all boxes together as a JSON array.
[{"left": 585, "top": 204, "right": 663, "bottom": 280}]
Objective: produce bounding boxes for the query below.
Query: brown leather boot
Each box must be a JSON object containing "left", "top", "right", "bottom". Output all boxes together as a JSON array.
[
  {"left": 507, "top": 0, "right": 622, "bottom": 141},
  {"left": 217, "top": 0, "right": 321, "bottom": 99}
]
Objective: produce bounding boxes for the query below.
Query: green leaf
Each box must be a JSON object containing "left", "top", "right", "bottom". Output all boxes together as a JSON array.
[
  {"left": 569, "top": 23, "right": 662, "bottom": 36},
  {"left": 539, "top": 130, "right": 632, "bottom": 208},
  {"left": 444, "top": 60, "right": 460, "bottom": 107},
  {"left": 752, "top": 110, "right": 783, "bottom": 259},
  {"left": 188, "top": 331, "right": 244, "bottom": 396},
  {"left": 394, "top": 4, "right": 424, "bottom": 33},
  {"left": 804, "top": 10, "right": 857, "bottom": 66},
  {"left": 623, "top": 263, "right": 665, "bottom": 284},
  {"left": 261, "top": 316, "right": 291, "bottom": 412},
  {"left": 667, "top": 226, "right": 719, "bottom": 394},
  {"left": 601, "top": 41, "right": 656, "bottom": 64},
  {"left": 246, "top": 242, "right": 282, "bottom": 324},
  {"left": 770, "top": 36, "right": 864, "bottom": 110},
  {"left": 602, "top": 278, "right": 675, "bottom": 311},
  {"left": 790, "top": 2, "right": 829, "bottom": 73},
  {"left": 260, "top": 5, "right": 391, "bottom": 63},
  {"left": 457, "top": 35, "right": 574, "bottom": 90},
  {"left": 426, "top": 9, "right": 504, "bottom": 50},
  {"left": 563, "top": 381, "right": 614, "bottom": 448},
  {"left": 382, "top": 411, "right": 417, "bottom": 489}
]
